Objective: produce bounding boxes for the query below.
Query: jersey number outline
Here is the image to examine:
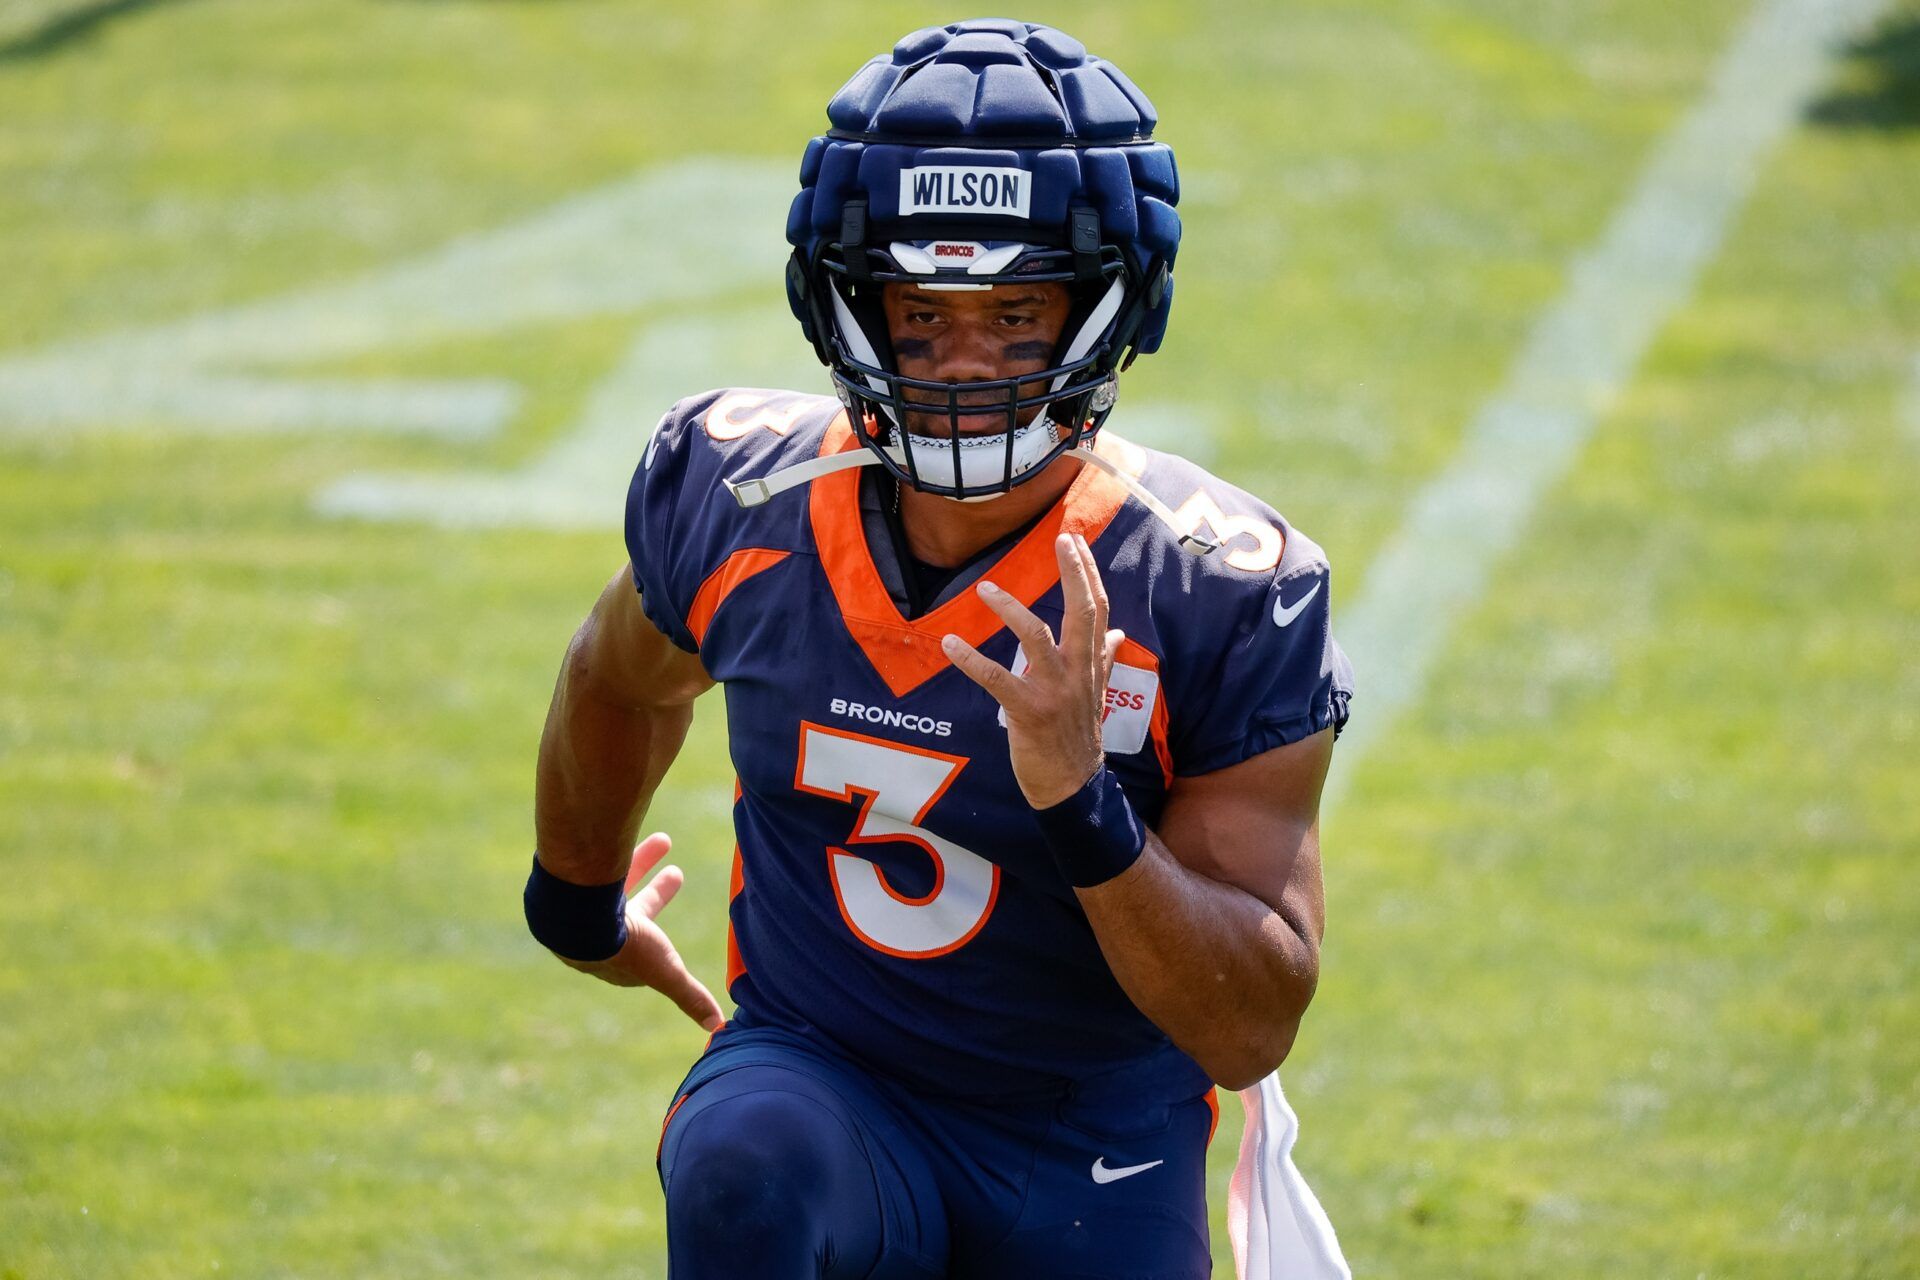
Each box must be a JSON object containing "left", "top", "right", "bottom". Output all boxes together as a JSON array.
[
  {"left": 1171, "top": 490, "right": 1283, "bottom": 573},
  {"left": 704, "top": 390, "right": 809, "bottom": 440},
  {"left": 794, "top": 722, "right": 999, "bottom": 960}
]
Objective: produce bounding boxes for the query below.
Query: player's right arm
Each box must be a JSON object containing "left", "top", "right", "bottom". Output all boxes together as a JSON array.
[{"left": 532, "top": 562, "right": 723, "bottom": 1029}]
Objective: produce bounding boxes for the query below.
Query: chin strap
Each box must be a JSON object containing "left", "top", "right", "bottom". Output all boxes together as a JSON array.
[
  {"left": 721, "top": 438, "right": 1217, "bottom": 558},
  {"left": 721, "top": 447, "right": 875, "bottom": 509}
]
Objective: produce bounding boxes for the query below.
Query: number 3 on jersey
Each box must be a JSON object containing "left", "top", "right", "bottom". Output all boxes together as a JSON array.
[{"left": 794, "top": 722, "right": 999, "bottom": 960}]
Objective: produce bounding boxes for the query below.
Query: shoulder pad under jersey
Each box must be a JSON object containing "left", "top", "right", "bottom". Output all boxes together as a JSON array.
[
  {"left": 1100, "top": 434, "right": 1354, "bottom": 775},
  {"left": 625, "top": 388, "right": 840, "bottom": 651}
]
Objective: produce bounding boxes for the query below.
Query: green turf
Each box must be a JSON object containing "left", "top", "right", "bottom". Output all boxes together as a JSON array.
[{"left": 1, "top": 1, "right": 1915, "bottom": 1275}]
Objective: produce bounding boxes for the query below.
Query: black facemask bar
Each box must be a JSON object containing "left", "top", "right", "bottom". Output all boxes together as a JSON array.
[
  {"left": 828, "top": 350, "right": 1117, "bottom": 498},
  {"left": 797, "top": 232, "right": 1163, "bottom": 500}
]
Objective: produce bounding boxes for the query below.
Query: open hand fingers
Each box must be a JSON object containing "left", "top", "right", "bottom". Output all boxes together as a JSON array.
[
  {"left": 1078, "top": 535, "right": 1111, "bottom": 653},
  {"left": 975, "top": 580, "right": 1058, "bottom": 673},
  {"left": 628, "top": 861, "right": 685, "bottom": 920},
  {"left": 624, "top": 832, "right": 672, "bottom": 893},
  {"left": 942, "top": 632, "right": 1027, "bottom": 711},
  {"left": 1101, "top": 627, "right": 1125, "bottom": 685},
  {"left": 1054, "top": 533, "right": 1100, "bottom": 664},
  {"left": 653, "top": 952, "right": 724, "bottom": 1031},
  {"left": 617, "top": 905, "right": 724, "bottom": 1031}
]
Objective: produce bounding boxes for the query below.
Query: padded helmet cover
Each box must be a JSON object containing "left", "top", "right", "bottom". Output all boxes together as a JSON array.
[
  {"left": 781, "top": 20, "right": 1181, "bottom": 497},
  {"left": 787, "top": 19, "right": 1180, "bottom": 354}
]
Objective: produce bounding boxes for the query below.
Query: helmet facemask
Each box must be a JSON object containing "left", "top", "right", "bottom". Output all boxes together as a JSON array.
[
  {"left": 770, "top": 21, "right": 1183, "bottom": 509},
  {"left": 798, "top": 232, "right": 1151, "bottom": 501}
]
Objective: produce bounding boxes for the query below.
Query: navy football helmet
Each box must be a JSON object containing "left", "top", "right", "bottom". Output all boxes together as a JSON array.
[{"left": 769, "top": 20, "right": 1183, "bottom": 504}]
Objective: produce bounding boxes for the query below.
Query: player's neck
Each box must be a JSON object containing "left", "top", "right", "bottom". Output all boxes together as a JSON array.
[{"left": 894, "top": 455, "right": 1083, "bottom": 569}]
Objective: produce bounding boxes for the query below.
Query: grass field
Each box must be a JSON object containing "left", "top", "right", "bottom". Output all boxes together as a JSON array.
[{"left": 1, "top": 1, "right": 1916, "bottom": 1276}]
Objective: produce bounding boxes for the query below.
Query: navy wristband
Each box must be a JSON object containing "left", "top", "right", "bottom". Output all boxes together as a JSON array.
[
  {"left": 523, "top": 854, "right": 630, "bottom": 962},
  {"left": 1033, "top": 766, "right": 1147, "bottom": 888}
]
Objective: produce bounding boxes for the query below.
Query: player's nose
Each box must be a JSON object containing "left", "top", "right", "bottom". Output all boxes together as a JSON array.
[{"left": 926, "top": 324, "right": 1011, "bottom": 389}]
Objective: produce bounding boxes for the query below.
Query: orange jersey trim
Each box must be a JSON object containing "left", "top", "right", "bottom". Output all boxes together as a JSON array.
[
  {"left": 657, "top": 1092, "right": 690, "bottom": 1164},
  {"left": 807, "top": 415, "right": 1132, "bottom": 698},
  {"left": 724, "top": 843, "right": 747, "bottom": 993},
  {"left": 1113, "top": 635, "right": 1174, "bottom": 787},
  {"left": 725, "top": 778, "right": 746, "bottom": 994},
  {"left": 686, "top": 547, "right": 792, "bottom": 647},
  {"left": 1205, "top": 1086, "right": 1220, "bottom": 1145}
]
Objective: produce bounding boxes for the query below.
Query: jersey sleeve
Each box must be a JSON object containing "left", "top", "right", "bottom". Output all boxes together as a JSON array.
[
  {"left": 1167, "top": 559, "right": 1354, "bottom": 777},
  {"left": 623, "top": 397, "right": 711, "bottom": 653},
  {"left": 623, "top": 387, "right": 835, "bottom": 653}
]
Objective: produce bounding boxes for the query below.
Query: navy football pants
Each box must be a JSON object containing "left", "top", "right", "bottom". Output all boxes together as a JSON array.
[{"left": 658, "top": 1019, "right": 1216, "bottom": 1279}]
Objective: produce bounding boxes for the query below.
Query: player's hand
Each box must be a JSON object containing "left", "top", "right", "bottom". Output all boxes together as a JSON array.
[
  {"left": 942, "top": 532, "right": 1124, "bottom": 809},
  {"left": 558, "top": 832, "right": 725, "bottom": 1032}
]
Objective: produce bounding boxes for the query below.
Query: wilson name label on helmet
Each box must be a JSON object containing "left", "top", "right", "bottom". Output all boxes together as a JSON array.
[{"left": 898, "top": 166, "right": 1032, "bottom": 218}]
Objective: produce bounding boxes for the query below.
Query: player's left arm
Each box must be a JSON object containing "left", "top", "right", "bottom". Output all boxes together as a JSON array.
[
  {"left": 1076, "top": 735, "right": 1329, "bottom": 1091},
  {"left": 944, "top": 531, "right": 1332, "bottom": 1090}
]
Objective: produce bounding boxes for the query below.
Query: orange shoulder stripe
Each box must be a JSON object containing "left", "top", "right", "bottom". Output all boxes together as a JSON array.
[{"left": 686, "top": 547, "right": 792, "bottom": 647}]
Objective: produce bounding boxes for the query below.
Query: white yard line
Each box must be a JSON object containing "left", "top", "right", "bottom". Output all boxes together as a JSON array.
[
  {"left": 313, "top": 306, "right": 1213, "bottom": 523},
  {"left": 315, "top": 303, "right": 817, "bottom": 529},
  {"left": 0, "top": 158, "right": 793, "bottom": 437},
  {"left": 1323, "top": 0, "right": 1890, "bottom": 806}
]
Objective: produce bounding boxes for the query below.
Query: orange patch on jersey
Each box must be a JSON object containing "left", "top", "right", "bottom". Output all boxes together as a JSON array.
[
  {"left": 686, "top": 547, "right": 791, "bottom": 646},
  {"left": 808, "top": 415, "right": 1131, "bottom": 698}
]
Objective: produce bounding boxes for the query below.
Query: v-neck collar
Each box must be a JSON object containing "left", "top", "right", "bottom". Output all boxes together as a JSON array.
[{"left": 808, "top": 414, "right": 1131, "bottom": 699}]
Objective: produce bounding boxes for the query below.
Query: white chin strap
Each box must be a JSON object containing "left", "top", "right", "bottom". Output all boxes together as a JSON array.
[
  {"left": 718, "top": 418, "right": 1056, "bottom": 508},
  {"left": 886, "top": 416, "right": 1062, "bottom": 503},
  {"left": 720, "top": 428, "right": 1218, "bottom": 557}
]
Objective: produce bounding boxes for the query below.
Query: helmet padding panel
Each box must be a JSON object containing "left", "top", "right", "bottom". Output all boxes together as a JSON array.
[{"left": 784, "top": 19, "right": 1181, "bottom": 498}]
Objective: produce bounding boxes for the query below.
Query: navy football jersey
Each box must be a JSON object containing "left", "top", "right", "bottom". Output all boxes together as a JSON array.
[{"left": 626, "top": 388, "right": 1353, "bottom": 1103}]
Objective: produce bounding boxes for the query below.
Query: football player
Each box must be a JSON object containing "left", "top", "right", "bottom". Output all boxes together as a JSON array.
[{"left": 527, "top": 20, "right": 1354, "bottom": 1279}]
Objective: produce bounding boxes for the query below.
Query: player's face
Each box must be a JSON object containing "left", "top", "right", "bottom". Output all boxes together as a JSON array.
[{"left": 881, "top": 281, "right": 1073, "bottom": 437}]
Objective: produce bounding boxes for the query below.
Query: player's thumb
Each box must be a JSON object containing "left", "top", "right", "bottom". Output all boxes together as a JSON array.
[{"left": 655, "top": 959, "right": 725, "bottom": 1033}]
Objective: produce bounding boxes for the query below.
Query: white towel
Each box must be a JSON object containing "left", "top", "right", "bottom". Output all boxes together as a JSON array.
[{"left": 1227, "top": 1073, "right": 1352, "bottom": 1280}]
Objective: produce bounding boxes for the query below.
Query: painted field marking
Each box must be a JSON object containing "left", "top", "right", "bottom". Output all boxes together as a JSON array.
[
  {"left": 0, "top": 158, "right": 794, "bottom": 438},
  {"left": 315, "top": 330, "right": 1213, "bottom": 526},
  {"left": 316, "top": 303, "right": 817, "bottom": 529},
  {"left": 1324, "top": 0, "right": 1891, "bottom": 806},
  {"left": 0, "top": 140, "right": 1219, "bottom": 521},
  {"left": 312, "top": 248, "right": 1217, "bottom": 525}
]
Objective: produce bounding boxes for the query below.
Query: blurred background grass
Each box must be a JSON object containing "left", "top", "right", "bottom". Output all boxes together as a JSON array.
[{"left": 0, "top": 1, "right": 1915, "bottom": 1276}]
